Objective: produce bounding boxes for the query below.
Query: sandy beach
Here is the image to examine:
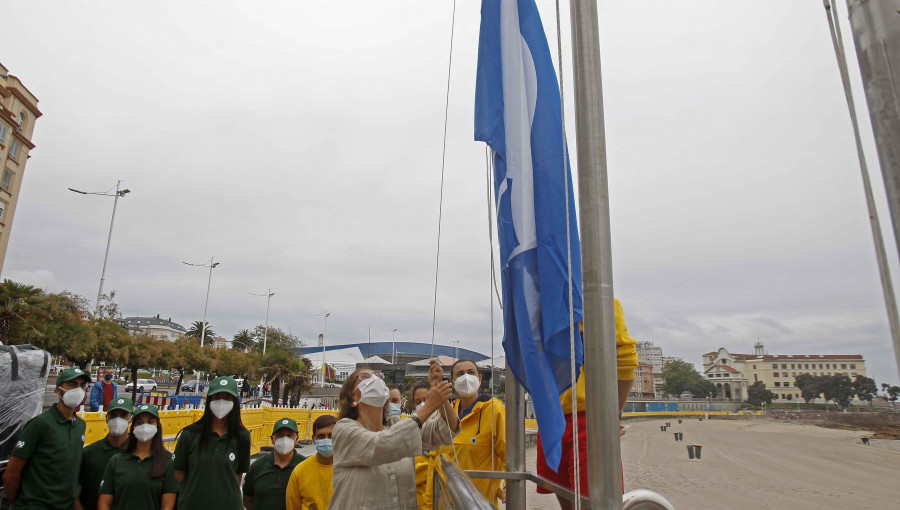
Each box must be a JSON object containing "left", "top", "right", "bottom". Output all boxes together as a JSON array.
[{"left": 521, "top": 417, "right": 900, "bottom": 509}]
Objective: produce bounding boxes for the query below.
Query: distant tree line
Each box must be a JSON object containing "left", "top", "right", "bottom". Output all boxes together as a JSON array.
[{"left": 0, "top": 279, "right": 313, "bottom": 405}]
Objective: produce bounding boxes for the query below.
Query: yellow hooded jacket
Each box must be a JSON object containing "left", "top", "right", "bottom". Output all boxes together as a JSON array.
[
  {"left": 426, "top": 396, "right": 505, "bottom": 508},
  {"left": 560, "top": 298, "right": 639, "bottom": 414}
]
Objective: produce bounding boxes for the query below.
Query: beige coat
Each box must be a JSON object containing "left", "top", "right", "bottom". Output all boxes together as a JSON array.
[{"left": 329, "top": 416, "right": 454, "bottom": 510}]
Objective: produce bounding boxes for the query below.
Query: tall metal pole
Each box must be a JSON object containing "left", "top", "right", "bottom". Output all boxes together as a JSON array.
[
  {"left": 315, "top": 312, "right": 330, "bottom": 387},
  {"left": 95, "top": 180, "right": 122, "bottom": 316},
  {"left": 504, "top": 360, "right": 527, "bottom": 508},
  {"left": 569, "top": 1, "right": 624, "bottom": 508},
  {"left": 392, "top": 328, "right": 398, "bottom": 364},
  {"left": 844, "top": 0, "right": 900, "bottom": 376},
  {"left": 263, "top": 289, "right": 273, "bottom": 354},
  {"left": 200, "top": 257, "right": 215, "bottom": 348}
]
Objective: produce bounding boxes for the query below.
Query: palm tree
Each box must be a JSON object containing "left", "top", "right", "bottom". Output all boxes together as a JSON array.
[
  {"left": 186, "top": 320, "right": 215, "bottom": 342},
  {"left": 0, "top": 280, "right": 50, "bottom": 344},
  {"left": 232, "top": 329, "right": 255, "bottom": 351}
]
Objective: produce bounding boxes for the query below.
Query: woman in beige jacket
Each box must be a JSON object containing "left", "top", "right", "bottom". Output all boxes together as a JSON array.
[{"left": 329, "top": 360, "right": 458, "bottom": 510}]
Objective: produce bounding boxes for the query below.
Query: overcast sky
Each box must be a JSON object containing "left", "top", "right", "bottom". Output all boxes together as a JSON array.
[{"left": 3, "top": 1, "right": 899, "bottom": 386}]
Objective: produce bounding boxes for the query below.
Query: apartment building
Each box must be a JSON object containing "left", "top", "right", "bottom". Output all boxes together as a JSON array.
[{"left": 0, "top": 62, "right": 41, "bottom": 275}]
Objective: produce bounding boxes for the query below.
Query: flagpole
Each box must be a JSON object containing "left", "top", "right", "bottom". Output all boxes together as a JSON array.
[{"left": 569, "top": 1, "right": 624, "bottom": 509}]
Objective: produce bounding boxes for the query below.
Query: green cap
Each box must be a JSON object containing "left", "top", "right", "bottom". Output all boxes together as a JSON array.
[
  {"left": 273, "top": 417, "right": 298, "bottom": 435},
  {"left": 208, "top": 376, "right": 238, "bottom": 397},
  {"left": 56, "top": 367, "right": 91, "bottom": 386},
  {"left": 133, "top": 403, "right": 160, "bottom": 420},
  {"left": 107, "top": 397, "right": 134, "bottom": 413}
]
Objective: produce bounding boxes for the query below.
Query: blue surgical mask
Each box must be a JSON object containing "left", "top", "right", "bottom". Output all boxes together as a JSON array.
[
  {"left": 104, "top": 373, "right": 113, "bottom": 381},
  {"left": 388, "top": 403, "right": 402, "bottom": 417},
  {"left": 315, "top": 438, "right": 333, "bottom": 458}
]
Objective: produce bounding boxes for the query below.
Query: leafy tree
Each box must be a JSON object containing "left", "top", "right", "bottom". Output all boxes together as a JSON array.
[
  {"left": 851, "top": 375, "right": 878, "bottom": 406},
  {"left": 821, "top": 374, "right": 854, "bottom": 409},
  {"left": 232, "top": 329, "right": 255, "bottom": 352},
  {"left": 0, "top": 280, "right": 50, "bottom": 344},
  {"left": 167, "top": 337, "right": 214, "bottom": 395},
  {"left": 109, "top": 333, "right": 162, "bottom": 402},
  {"left": 747, "top": 381, "right": 775, "bottom": 407},
  {"left": 250, "top": 325, "right": 301, "bottom": 354},
  {"left": 795, "top": 373, "right": 823, "bottom": 404},
  {"left": 214, "top": 348, "right": 257, "bottom": 379},
  {"left": 883, "top": 384, "right": 899, "bottom": 408},
  {"left": 661, "top": 360, "right": 712, "bottom": 397},
  {"left": 281, "top": 357, "right": 314, "bottom": 407},
  {"left": 94, "top": 291, "right": 123, "bottom": 320},
  {"left": 186, "top": 321, "right": 215, "bottom": 342},
  {"left": 256, "top": 348, "right": 299, "bottom": 404}
]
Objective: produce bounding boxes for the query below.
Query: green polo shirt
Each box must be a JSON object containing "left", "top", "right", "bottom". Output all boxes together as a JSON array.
[
  {"left": 98, "top": 450, "right": 179, "bottom": 510},
  {"left": 79, "top": 435, "right": 128, "bottom": 510},
  {"left": 11, "top": 405, "right": 86, "bottom": 510},
  {"left": 172, "top": 427, "right": 251, "bottom": 510},
  {"left": 242, "top": 451, "right": 305, "bottom": 510}
]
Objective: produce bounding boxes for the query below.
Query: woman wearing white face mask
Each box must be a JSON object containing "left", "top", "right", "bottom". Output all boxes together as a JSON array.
[
  {"left": 98, "top": 404, "right": 178, "bottom": 510},
  {"left": 329, "top": 361, "right": 457, "bottom": 510},
  {"left": 173, "top": 376, "right": 250, "bottom": 510},
  {"left": 429, "top": 359, "right": 506, "bottom": 508}
]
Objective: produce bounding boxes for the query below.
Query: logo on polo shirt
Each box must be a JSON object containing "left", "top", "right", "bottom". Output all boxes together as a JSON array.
[
  {"left": 15, "top": 440, "right": 24, "bottom": 448},
  {"left": 82, "top": 435, "right": 86, "bottom": 442},
  {"left": 229, "top": 453, "right": 236, "bottom": 461},
  {"left": 172, "top": 453, "right": 176, "bottom": 461},
  {"left": 220, "top": 380, "right": 228, "bottom": 386}
]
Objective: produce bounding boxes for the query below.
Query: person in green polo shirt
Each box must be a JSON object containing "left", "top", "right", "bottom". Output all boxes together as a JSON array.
[
  {"left": 3, "top": 367, "right": 91, "bottom": 509},
  {"left": 98, "top": 404, "right": 179, "bottom": 510},
  {"left": 77, "top": 397, "right": 134, "bottom": 510},
  {"left": 242, "top": 417, "right": 305, "bottom": 510},
  {"left": 172, "top": 375, "right": 250, "bottom": 510}
]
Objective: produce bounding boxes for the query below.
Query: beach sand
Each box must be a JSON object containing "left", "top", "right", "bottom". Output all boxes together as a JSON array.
[{"left": 520, "top": 417, "right": 900, "bottom": 509}]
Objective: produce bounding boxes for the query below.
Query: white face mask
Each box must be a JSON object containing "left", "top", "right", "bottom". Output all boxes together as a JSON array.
[
  {"left": 134, "top": 423, "right": 157, "bottom": 442},
  {"left": 357, "top": 376, "right": 389, "bottom": 408},
  {"left": 388, "top": 403, "right": 402, "bottom": 417},
  {"left": 209, "top": 399, "right": 234, "bottom": 419},
  {"left": 107, "top": 417, "right": 129, "bottom": 436},
  {"left": 61, "top": 387, "right": 86, "bottom": 408},
  {"left": 274, "top": 436, "right": 295, "bottom": 455},
  {"left": 454, "top": 374, "right": 480, "bottom": 397}
]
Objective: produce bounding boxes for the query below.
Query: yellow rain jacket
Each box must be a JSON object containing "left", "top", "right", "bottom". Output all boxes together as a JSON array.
[
  {"left": 427, "top": 396, "right": 505, "bottom": 508},
  {"left": 285, "top": 455, "right": 333, "bottom": 510},
  {"left": 561, "top": 298, "right": 639, "bottom": 414}
]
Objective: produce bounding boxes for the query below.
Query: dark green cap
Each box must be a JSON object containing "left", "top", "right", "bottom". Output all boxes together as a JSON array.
[
  {"left": 208, "top": 376, "right": 238, "bottom": 397},
  {"left": 108, "top": 397, "right": 134, "bottom": 413},
  {"left": 133, "top": 403, "right": 160, "bottom": 420},
  {"left": 56, "top": 367, "right": 91, "bottom": 386},
  {"left": 273, "top": 417, "right": 298, "bottom": 435}
]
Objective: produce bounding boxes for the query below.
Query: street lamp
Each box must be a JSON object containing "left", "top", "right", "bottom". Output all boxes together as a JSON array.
[
  {"left": 250, "top": 289, "right": 275, "bottom": 354},
  {"left": 182, "top": 257, "right": 219, "bottom": 348},
  {"left": 449, "top": 339, "right": 460, "bottom": 360},
  {"left": 385, "top": 328, "right": 398, "bottom": 364},
  {"left": 314, "top": 311, "right": 330, "bottom": 387},
  {"left": 68, "top": 181, "right": 131, "bottom": 316}
]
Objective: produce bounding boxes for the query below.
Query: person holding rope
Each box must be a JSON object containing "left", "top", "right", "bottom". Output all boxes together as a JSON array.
[
  {"left": 328, "top": 360, "right": 457, "bottom": 510},
  {"left": 536, "top": 298, "right": 638, "bottom": 509}
]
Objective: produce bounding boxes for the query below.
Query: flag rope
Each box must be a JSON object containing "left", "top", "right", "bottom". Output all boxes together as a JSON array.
[{"left": 429, "top": 0, "right": 458, "bottom": 359}]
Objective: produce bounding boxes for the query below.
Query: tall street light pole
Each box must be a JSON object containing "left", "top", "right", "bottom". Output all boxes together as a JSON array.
[
  {"left": 182, "top": 257, "right": 220, "bottom": 348},
  {"left": 68, "top": 181, "right": 131, "bottom": 316},
  {"left": 250, "top": 289, "right": 275, "bottom": 354},
  {"left": 388, "top": 328, "right": 398, "bottom": 364},
  {"left": 314, "top": 311, "right": 330, "bottom": 387}
]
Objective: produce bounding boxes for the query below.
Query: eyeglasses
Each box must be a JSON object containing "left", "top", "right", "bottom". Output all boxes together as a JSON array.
[{"left": 357, "top": 372, "right": 384, "bottom": 381}]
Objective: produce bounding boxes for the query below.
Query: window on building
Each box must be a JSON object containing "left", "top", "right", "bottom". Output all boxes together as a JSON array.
[
  {"left": 0, "top": 201, "right": 6, "bottom": 221},
  {"left": 753, "top": 365, "right": 757, "bottom": 369},
  {"left": 805, "top": 364, "right": 809, "bottom": 369},
  {"left": 784, "top": 382, "right": 790, "bottom": 387},
  {"left": 841, "top": 364, "right": 847, "bottom": 369},
  {"left": 1, "top": 171, "right": 11, "bottom": 192},
  {"left": 773, "top": 372, "right": 779, "bottom": 377},
  {"left": 791, "top": 364, "right": 795, "bottom": 369},
  {"left": 852, "top": 373, "right": 857, "bottom": 378},
  {"left": 781, "top": 364, "right": 787, "bottom": 369},
  {"left": 754, "top": 374, "right": 758, "bottom": 382},
  {"left": 850, "top": 364, "right": 856, "bottom": 369},
  {"left": 9, "top": 140, "right": 19, "bottom": 161},
  {"left": 16, "top": 112, "right": 25, "bottom": 131},
  {"left": 774, "top": 381, "right": 781, "bottom": 387},
  {"left": 0, "top": 123, "right": 7, "bottom": 144},
  {"left": 723, "top": 373, "right": 730, "bottom": 377},
  {"left": 772, "top": 364, "right": 778, "bottom": 370},
  {"left": 819, "top": 364, "right": 824, "bottom": 369},
  {"left": 782, "top": 372, "right": 788, "bottom": 377}
]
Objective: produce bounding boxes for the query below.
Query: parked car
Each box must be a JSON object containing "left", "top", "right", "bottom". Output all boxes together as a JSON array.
[
  {"left": 125, "top": 379, "right": 158, "bottom": 392},
  {"left": 181, "top": 381, "right": 209, "bottom": 393}
]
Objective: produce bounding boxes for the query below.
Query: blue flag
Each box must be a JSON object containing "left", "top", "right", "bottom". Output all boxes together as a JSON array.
[{"left": 475, "top": 0, "right": 584, "bottom": 471}]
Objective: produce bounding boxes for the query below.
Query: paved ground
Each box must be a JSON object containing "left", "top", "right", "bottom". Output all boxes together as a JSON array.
[{"left": 520, "top": 417, "right": 900, "bottom": 509}]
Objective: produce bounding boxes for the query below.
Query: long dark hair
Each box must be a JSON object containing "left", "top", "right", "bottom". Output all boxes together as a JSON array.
[
  {"left": 338, "top": 369, "right": 365, "bottom": 422},
  {"left": 183, "top": 396, "right": 247, "bottom": 451},
  {"left": 126, "top": 417, "right": 167, "bottom": 478}
]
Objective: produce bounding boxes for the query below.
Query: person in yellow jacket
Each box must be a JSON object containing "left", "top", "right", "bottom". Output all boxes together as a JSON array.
[
  {"left": 285, "top": 415, "right": 336, "bottom": 510},
  {"left": 536, "top": 297, "right": 638, "bottom": 510},
  {"left": 428, "top": 359, "right": 505, "bottom": 508}
]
